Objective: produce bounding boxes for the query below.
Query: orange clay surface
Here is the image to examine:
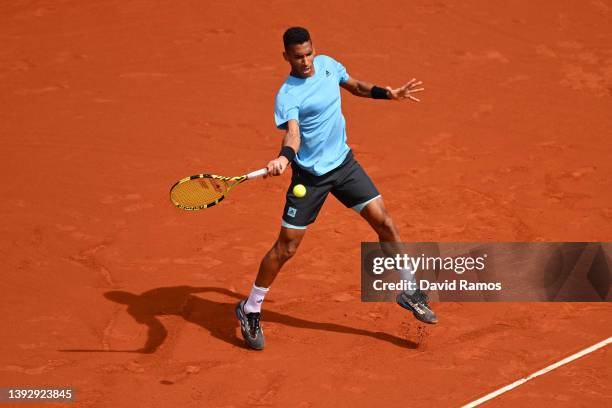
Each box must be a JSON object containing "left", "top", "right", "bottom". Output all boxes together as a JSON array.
[{"left": 1, "top": 1, "right": 611, "bottom": 407}]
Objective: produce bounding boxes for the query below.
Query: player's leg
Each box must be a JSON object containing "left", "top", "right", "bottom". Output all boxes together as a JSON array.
[
  {"left": 254, "top": 226, "right": 306, "bottom": 288},
  {"left": 329, "top": 155, "right": 398, "bottom": 242},
  {"left": 330, "top": 155, "right": 408, "bottom": 280},
  {"left": 359, "top": 197, "right": 416, "bottom": 291},
  {"left": 359, "top": 196, "right": 401, "bottom": 242},
  {"left": 359, "top": 196, "right": 438, "bottom": 324},
  {"left": 236, "top": 226, "right": 305, "bottom": 350},
  {"left": 332, "top": 155, "right": 437, "bottom": 324},
  {"left": 237, "top": 166, "right": 331, "bottom": 350}
]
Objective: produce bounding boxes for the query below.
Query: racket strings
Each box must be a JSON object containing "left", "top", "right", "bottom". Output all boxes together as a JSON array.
[{"left": 171, "top": 177, "right": 229, "bottom": 208}]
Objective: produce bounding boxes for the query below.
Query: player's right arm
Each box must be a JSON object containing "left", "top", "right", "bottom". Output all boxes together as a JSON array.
[{"left": 266, "top": 119, "right": 300, "bottom": 177}]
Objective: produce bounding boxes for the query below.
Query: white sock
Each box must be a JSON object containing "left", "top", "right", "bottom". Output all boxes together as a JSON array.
[
  {"left": 398, "top": 267, "right": 416, "bottom": 295},
  {"left": 244, "top": 284, "right": 269, "bottom": 314}
]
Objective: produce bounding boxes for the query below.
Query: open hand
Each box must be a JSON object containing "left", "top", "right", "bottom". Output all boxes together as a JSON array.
[{"left": 385, "top": 78, "right": 424, "bottom": 102}]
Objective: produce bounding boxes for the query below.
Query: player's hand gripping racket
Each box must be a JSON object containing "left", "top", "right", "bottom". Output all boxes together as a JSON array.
[{"left": 170, "top": 168, "right": 268, "bottom": 211}]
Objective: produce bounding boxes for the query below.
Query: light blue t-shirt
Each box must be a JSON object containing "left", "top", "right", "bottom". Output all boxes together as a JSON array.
[{"left": 274, "top": 55, "right": 351, "bottom": 176}]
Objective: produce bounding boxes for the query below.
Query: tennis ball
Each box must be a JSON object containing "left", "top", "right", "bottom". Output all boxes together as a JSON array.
[{"left": 293, "top": 184, "right": 307, "bottom": 198}]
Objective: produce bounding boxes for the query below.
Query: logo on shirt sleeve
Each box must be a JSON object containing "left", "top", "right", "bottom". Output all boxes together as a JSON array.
[{"left": 325, "top": 70, "right": 331, "bottom": 77}]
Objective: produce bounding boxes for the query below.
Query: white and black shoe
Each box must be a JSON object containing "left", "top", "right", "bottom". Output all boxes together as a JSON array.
[
  {"left": 235, "top": 300, "right": 265, "bottom": 350},
  {"left": 396, "top": 290, "right": 438, "bottom": 324}
]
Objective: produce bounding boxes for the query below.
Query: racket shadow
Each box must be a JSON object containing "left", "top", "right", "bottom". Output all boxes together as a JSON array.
[{"left": 61, "top": 286, "right": 416, "bottom": 353}]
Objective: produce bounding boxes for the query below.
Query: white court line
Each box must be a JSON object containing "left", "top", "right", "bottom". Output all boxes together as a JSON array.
[{"left": 462, "top": 336, "right": 612, "bottom": 408}]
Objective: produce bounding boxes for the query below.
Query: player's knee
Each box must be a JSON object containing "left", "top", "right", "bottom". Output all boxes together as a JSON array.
[
  {"left": 377, "top": 214, "right": 399, "bottom": 238},
  {"left": 283, "top": 242, "right": 299, "bottom": 260},
  {"left": 273, "top": 239, "right": 300, "bottom": 262},
  {"left": 380, "top": 217, "right": 393, "bottom": 234}
]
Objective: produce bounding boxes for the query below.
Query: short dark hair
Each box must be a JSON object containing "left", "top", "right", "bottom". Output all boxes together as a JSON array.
[{"left": 283, "top": 27, "right": 311, "bottom": 49}]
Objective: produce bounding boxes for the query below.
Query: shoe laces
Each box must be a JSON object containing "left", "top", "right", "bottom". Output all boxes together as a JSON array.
[
  {"left": 414, "top": 290, "right": 429, "bottom": 306},
  {"left": 247, "top": 312, "right": 261, "bottom": 336}
]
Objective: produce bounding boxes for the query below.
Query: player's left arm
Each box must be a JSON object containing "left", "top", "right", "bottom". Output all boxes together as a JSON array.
[{"left": 340, "top": 77, "right": 424, "bottom": 102}]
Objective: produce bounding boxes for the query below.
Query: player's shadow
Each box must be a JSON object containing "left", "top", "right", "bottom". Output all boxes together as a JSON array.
[{"left": 62, "top": 286, "right": 416, "bottom": 353}]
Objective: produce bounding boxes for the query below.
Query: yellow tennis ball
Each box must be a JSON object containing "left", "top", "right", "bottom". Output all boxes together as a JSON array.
[{"left": 293, "top": 184, "right": 307, "bottom": 198}]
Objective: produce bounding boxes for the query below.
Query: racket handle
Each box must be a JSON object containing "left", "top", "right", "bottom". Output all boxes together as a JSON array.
[{"left": 246, "top": 168, "right": 268, "bottom": 180}]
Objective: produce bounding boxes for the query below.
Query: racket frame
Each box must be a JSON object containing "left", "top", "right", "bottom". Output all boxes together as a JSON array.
[{"left": 170, "top": 168, "right": 267, "bottom": 211}]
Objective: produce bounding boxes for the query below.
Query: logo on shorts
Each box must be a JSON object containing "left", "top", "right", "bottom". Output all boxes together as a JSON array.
[{"left": 287, "top": 207, "right": 297, "bottom": 218}]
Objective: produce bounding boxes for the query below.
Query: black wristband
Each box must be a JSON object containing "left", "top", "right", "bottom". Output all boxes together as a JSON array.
[
  {"left": 371, "top": 85, "right": 390, "bottom": 99},
  {"left": 278, "top": 145, "right": 296, "bottom": 162}
]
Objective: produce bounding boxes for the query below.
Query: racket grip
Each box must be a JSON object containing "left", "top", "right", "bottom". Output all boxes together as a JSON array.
[{"left": 246, "top": 168, "right": 268, "bottom": 180}]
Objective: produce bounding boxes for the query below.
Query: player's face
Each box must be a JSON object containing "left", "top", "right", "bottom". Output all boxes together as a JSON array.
[{"left": 284, "top": 41, "right": 316, "bottom": 78}]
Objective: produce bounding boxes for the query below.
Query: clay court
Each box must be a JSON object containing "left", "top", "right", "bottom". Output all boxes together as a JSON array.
[{"left": 1, "top": 1, "right": 611, "bottom": 406}]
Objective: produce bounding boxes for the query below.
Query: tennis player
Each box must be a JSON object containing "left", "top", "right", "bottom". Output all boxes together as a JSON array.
[{"left": 236, "top": 27, "right": 437, "bottom": 350}]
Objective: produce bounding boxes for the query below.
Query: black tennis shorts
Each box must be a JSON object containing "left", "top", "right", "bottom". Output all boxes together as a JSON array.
[{"left": 281, "top": 150, "right": 380, "bottom": 228}]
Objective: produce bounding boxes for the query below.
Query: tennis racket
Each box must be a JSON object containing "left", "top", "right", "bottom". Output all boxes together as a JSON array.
[{"left": 170, "top": 168, "right": 268, "bottom": 211}]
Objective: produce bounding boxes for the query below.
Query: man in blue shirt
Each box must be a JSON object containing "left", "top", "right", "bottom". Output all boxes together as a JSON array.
[
  {"left": 236, "top": 27, "right": 437, "bottom": 350},
  {"left": 273, "top": 53, "right": 350, "bottom": 176}
]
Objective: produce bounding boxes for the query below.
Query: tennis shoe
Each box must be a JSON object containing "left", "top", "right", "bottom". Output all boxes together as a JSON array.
[
  {"left": 235, "top": 300, "right": 265, "bottom": 350},
  {"left": 396, "top": 289, "right": 438, "bottom": 324}
]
